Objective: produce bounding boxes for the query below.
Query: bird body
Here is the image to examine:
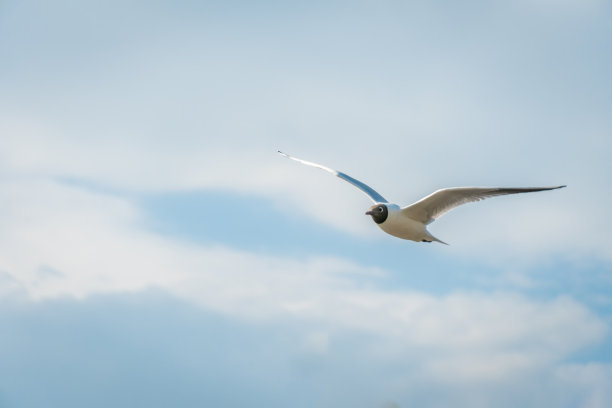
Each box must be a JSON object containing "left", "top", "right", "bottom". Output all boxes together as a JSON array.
[
  {"left": 374, "top": 204, "right": 446, "bottom": 243},
  {"left": 278, "top": 151, "right": 565, "bottom": 244}
]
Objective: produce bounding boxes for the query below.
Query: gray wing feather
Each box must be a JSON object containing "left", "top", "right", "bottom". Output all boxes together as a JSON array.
[
  {"left": 401, "top": 186, "right": 566, "bottom": 224},
  {"left": 278, "top": 151, "right": 388, "bottom": 204}
]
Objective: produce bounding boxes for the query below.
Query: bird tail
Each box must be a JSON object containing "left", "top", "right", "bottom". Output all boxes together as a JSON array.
[{"left": 425, "top": 231, "right": 449, "bottom": 245}]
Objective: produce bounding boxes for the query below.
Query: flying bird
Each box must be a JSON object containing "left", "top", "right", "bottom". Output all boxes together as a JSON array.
[{"left": 278, "top": 151, "right": 565, "bottom": 244}]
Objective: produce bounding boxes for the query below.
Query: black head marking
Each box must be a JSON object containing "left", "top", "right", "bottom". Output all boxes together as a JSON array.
[{"left": 366, "top": 204, "right": 388, "bottom": 224}]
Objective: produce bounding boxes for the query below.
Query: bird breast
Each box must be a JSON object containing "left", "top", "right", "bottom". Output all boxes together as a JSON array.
[{"left": 376, "top": 205, "right": 428, "bottom": 241}]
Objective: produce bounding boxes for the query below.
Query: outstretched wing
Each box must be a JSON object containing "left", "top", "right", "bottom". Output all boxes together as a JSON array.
[
  {"left": 278, "top": 151, "right": 388, "bottom": 204},
  {"left": 401, "top": 186, "right": 566, "bottom": 224}
]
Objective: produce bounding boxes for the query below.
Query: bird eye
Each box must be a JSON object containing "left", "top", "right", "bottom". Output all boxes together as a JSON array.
[{"left": 378, "top": 207, "right": 383, "bottom": 212}]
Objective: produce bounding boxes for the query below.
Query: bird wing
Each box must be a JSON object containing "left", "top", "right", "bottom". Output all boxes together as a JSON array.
[
  {"left": 401, "top": 186, "right": 566, "bottom": 224},
  {"left": 278, "top": 151, "right": 388, "bottom": 204}
]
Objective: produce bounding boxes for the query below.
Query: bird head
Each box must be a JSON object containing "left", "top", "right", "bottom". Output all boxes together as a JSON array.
[{"left": 365, "top": 204, "right": 388, "bottom": 224}]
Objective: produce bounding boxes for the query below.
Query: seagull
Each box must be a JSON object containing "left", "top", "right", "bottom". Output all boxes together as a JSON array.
[{"left": 278, "top": 151, "right": 565, "bottom": 244}]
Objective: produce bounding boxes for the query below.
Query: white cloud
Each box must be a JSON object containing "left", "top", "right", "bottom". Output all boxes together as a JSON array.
[
  {"left": 2, "top": 98, "right": 612, "bottom": 266},
  {"left": 2, "top": 10, "right": 610, "bottom": 262},
  {"left": 0, "top": 179, "right": 607, "bottom": 390},
  {"left": 555, "top": 364, "right": 612, "bottom": 408},
  {"left": 1, "top": 2, "right": 610, "bottom": 406}
]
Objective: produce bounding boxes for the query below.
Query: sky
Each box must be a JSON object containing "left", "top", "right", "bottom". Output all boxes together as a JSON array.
[{"left": 1, "top": 0, "right": 611, "bottom": 407}]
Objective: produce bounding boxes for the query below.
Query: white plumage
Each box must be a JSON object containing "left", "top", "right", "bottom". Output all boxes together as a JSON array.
[{"left": 279, "top": 151, "right": 565, "bottom": 244}]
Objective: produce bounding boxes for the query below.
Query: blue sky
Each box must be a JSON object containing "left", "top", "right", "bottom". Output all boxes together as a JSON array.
[{"left": 1, "top": 0, "right": 612, "bottom": 407}]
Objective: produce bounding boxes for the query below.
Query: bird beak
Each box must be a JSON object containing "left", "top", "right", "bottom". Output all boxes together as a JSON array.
[{"left": 365, "top": 210, "right": 373, "bottom": 216}]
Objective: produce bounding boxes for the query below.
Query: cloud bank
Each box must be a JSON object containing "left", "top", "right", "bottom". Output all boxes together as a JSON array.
[{"left": 0, "top": 178, "right": 609, "bottom": 407}]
